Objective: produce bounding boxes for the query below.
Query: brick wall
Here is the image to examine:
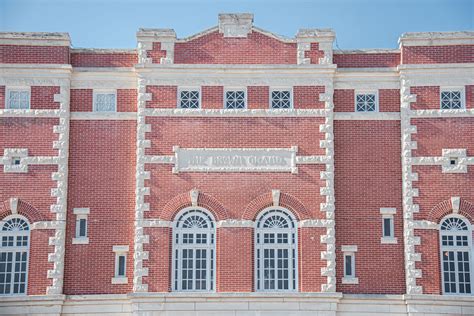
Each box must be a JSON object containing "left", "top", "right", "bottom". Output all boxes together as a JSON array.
[
  {"left": 334, "top": 53, "right": 400, "bottom": 68},
  {"left": 402, "top": 45, "right": 474, "bottom": 64},
  {"left": 334, "top": 89, "right": 400, "bottom": 112},
  {"left": 0, "top": 45, "right": 69, "bottom": 64},
  {"left": 147, "top": 42, "right": 167, "bottom": 64},
  {"left": 71, "top": 52, "right": 137, "bottom": 67},
  {"left": 415, "top": 229, "right": 441, "bottom": 294},
  {"left": 334, "top": 120, "right": 405, "bottom": 294},
  {"left": 27, "top": 229, "right": 54, "bottom": 295},
  {"left": 174, "top": 31, "right": 297, "bottom": 64},
  {"left": 64, "top": 121, "right": 136, "bottom": 294},
  {"left": 70, "top": 89, "right": 136, "bottom": 112},
  {"left": 304, "top": 43, "right": 324, "bottom": 64}
]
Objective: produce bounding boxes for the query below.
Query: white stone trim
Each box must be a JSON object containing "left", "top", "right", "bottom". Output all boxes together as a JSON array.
[
  {"left": 2, "top": 148, "right": 29, "bottom": 173},
  {"left": 46, "top": 83, "right": 70, "bottom": 295},
  {"left": 71, "top": 69, "right": 136, "bottom": 89},
  {"left": 342, "top": 277, "right": 359, "bottom": 285},
  {"left": 399, "top": 31, "right": 474, "bottom": 46},
  {"left": 72, "top": 237, "right": 89, "bottom": 244},
  {"left": 341, "top": 245, "right": 358, "bottom": 252},
  {"left": 111, "top": 277, "right": 128, "bottom": 285},
  {"left": 142, "top": 108, "right": 330, "bottom": 117},
  {"left": 0, "top": 109, "right": 61, "bottom": 118},
  {"left": 218, "top": 13, "right": 253, "bottom": 38},
  {"left": 334, "top": 112, "right": 400, "bottom": 120},
  {"left": 298, "top": 219, "right": 334, "bottom": 228},
  {"left": 399, "top": 74, "right": 423, "bottom": 295},
  {"left": 9, "top": 198, "right": 19, "bottom": 214},
  {"left": 138, "top": 219, "right": 172, "bottom": 228},
  {"left": 381, "top": 237, "right": 398, "bottom": 244},
  {"left": 31, "top": 221, "right": 63, "bottom": 230},
  {"left": 380, "top": 207, "right": 397, "bottom": 215},
  {"left": 70, "top": 112, "right": 136, "bottom": 120},
  {"left": 73, "top": 207, "right": 90, "bottom": 215},
  {"left": 216, "top": 219, "right": 254, "bottom": 228},
  {"left": 411, "top": 109, "right": 474, "bottom": 118},
  {"left": 397, "top": 63, "right": 474, "bottom": 86},
  {"left": 0, "top": 32, "right": 70, "bottom": 46},
  {"left": 411, "top": 149, "right": 472, "bottom": 173},
  {"left": 113, "top": 245, "right": 129, "bottom": 253},
  {"left": 272, "top": 189, "right": 280, "bottom": 207},
  {"left": 451, "top": 197, "right": 461, "bottom": 213},
  {"left": 410, "top": 220, "right": 439, "bottom": 230}
]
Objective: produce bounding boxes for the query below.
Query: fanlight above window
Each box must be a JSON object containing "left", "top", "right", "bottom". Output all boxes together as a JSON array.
[
  {"left": 175, "top": 209, "right": 214, "bottom": 229},
  {"left": 2, "top": 218, "right": 29, "bottom": 232},
  {"left": 440, "top": 217, "right": 468, "bottom": 231}
]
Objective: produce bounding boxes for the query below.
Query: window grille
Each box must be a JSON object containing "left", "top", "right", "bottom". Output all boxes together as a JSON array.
[
  {"left": 255, "top": 208, "right": 297, "bottom": 292},
  {"left": 0, "top": 217, "right": 29, "bottom": 295}
]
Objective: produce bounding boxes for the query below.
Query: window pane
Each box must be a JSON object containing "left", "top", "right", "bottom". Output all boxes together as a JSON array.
[
  {"left": 271, "top": 90, "right": 291, "bottom": 109},
  {"left": 345, "top": 255, "right": 352, "bottom": 277},
  {"left": 118, "top": 255, "right": 126, "bottom": 276},
  {"left": 79, "top": 219, "right": 87, "bottom": 237},
  {"left": 383, "top": 218, "right": 392, "bottom": 237}
]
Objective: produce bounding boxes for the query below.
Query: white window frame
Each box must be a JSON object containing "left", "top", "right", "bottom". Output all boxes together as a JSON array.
[
  {"left": 112, "top": 245, "right": 129, "bottom": 284},
  {"left": 177, "top": 87, "right": 201, "bottom": 109},
  {"left": 440, "top": 87, "right": 465, "bottom": 110},
  {"left": 269, "top": 87, "right": 293, "bottom": 109},
  {"left": 93, "top": 89, "right": 117, "bottom": 112},
  {"left": 439, "top": 215, "right": 473, "bottom": 295},
  {"left": 255, "top": 206, "right": 298, "bottom": 292},
  {"left": 354, "top": 90, "right": 379, "bottom": 113},
  {"left": 5, "top": 87, "right": 31, "bottom": 110},
  {"left": 172, "top": 206, "right": 216, "bottom": 292},
  {"left": 224, "top": 87, "right": 247, "bottom": 109},
  {"left": 342, "top": 245, "right": 358, "bottom": 284},
  {"left": 72, "top": 208, "right": 89, "bottom": 244},
  {"left": 0, "top": 215, "right": 30, "bottom": 296},
  {"left": 380, "top": 208, "right": 397, "bottom": 244}
]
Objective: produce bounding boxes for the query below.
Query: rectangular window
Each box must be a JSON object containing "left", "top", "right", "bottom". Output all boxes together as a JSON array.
[
  {"left": 344, "top": 253, "right": 355, "bottom": 278},
  {"left": 112, "top": 245, "right": 129, "bottom": 284},
  {"left": 178, "top": 88, "right": 200, "bottom": 109},
  {"left": 380, "top": 208, "right": 397, "bottom": 244},
  {"left": 341, "top": 245, "right": 358, "bottom": 284},
  {"left": 225, "top": 89, "right": 246, "bottom": 109},
  {"left": 383, "top": 217, "right": 393, "bottom": 237},
  {"left": 76, "top": 218, "right": 87, "bottom": 238},
  {"left": 440, "top": 88, "right": 465, "bottom": 109},
  {"left": 270, "top": 89, "right": 292, "bottom": 109},
  {"left": 93, "top": 91, "right": 117, "bottom": 112},
  {"left": 355, "top": 91, "right": 378, "bottom": 112},
  {"left": 116, "top": 254, "right": 126, "bottom": 277},
  {"left": 72, "top": 208, "right": 90, "bottom": 244},
  {"left": 6, "top": 88, "right": 30, "bottom": 109}
]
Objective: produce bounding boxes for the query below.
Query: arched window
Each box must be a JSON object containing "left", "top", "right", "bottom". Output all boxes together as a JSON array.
[
  {"left": 440, "top": 216, "right": 472, "bottom": 295},
  {"left": 0, "top": 216, "right": 30, "bottom": 295},
  {"left": 172, "top": 208, "right": 215, "bottom": 292},
  {"left": 255, "top": 208, "right": 298, "bottom": 292}
]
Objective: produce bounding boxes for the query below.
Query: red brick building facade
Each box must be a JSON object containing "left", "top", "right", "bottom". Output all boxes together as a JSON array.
[{"left": 0, "top": 13, "right": 473, "bottom": 315}]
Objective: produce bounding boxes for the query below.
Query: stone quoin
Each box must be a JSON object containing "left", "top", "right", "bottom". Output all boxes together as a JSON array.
[{"left": 0, "top": 13, "right": 473, "bottom": 316}]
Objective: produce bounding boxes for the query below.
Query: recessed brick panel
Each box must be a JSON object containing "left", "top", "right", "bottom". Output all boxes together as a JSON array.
[
  {"left": 31, "top": 86, "right": 60, "bottom": 110},
  {"left": 64, "top": 121, "right": 136, "bottom": 294},
  {"left": 334, "top": 53, "right": 400, "bottom": 68},
  {"left": 334, "top": 120, "right": 405, "bottom": 294},
  {"left": 71, "top": 52, "right": 137, "bottom": 67},
  {"left": 0, "top": 45, "right": 69, "bottom": 64},
  {"left": 402, "top": 45, "right": 474, "bottom": 64},
  {"left": 27, "top": 229, "right": 54, "bottom": 295},
  {"left": 174, "top": 31, "right": 297, "bottom": 64}
]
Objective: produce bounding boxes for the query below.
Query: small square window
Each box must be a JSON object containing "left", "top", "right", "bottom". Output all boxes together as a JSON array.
[
  {"left": 94, "top": 91, "right": 116, "bottom": 112},
  {"left": 12, "top": 157, "right": 21, "bottom": 165},
  {"left": 441, "top": 89, "right": 464, "bottom": 110},
  {"left": 179, "top": 89, "right": 200, "bottom": 109},
  {"left": 6, "top": 88, "right": 30, "bottom": 109},
  {"left": 271, "top": 89, "right": 292, "bottom": 109},
  {"left": 355, "top": 92, "right": 378, "bottom": 112},
  {"left": 449, "top": 157, "right": 458, "bottom": 166},
  {"left": 225, "top": 90, "right": 246, "bottom": 109}
]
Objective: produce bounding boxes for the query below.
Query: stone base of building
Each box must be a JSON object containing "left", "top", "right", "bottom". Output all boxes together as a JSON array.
[{"left": 1, "top": 293, "right": 473, "bottom": 316}]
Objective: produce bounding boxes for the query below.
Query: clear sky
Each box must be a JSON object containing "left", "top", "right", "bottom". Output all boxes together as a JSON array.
[{"left": 1, "top": 0, "right": 473, "bottom": 50}]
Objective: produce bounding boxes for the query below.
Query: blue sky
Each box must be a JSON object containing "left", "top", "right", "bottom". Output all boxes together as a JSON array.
[{"left": 0, "top": 0, "right": 472, "bottom": 49}]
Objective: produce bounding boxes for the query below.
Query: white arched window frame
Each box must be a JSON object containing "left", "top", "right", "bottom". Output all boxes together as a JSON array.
[
  {"left": 172, "top": 207, "right": 216, "bottom": 292},
  {"left": 439, "top": 215, "right": 473, "bottom": 295},
  {"left": 255, "top": 207, "right": 298, "bottom": 292},
  {"left": 0, "top": 215, "right": 30, "bottom": 296}
]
